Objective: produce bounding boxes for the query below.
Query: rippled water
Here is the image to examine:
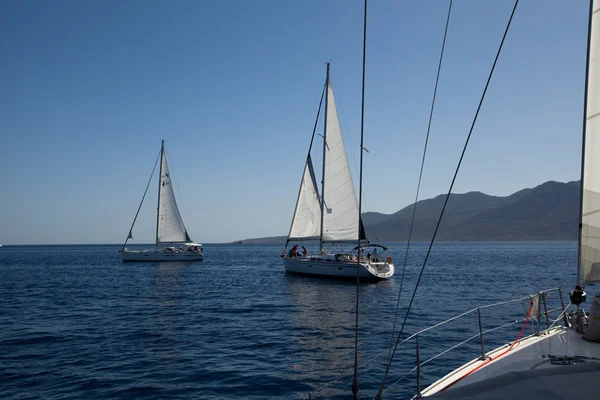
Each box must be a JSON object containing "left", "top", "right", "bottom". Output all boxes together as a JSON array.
[{"left": 0, "top": 242, "right": 576, "bottom": 399}]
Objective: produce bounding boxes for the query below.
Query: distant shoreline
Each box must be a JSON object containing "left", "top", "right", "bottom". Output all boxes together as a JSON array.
[
  {"left": 1, "top": 179, "right": 580, "bottom": 246},
  {"left": 0, "top": 240, "right": 580, "bottom": 247}
]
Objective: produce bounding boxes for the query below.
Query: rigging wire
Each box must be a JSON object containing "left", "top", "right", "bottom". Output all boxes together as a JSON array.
[
  {"left": 353, "top": 0, "right": 369, "bottom": 398},
  {"left": 386, "top": 0, "right": 453, "bottom": 363},
  {"left": 307, "top": 348, "right": 388, "bottom": 399},
  {"left": 308, "top": 294, "right": 543, "bottom": 398},
  {"left": 308, "top": 310, "right": 537, "bottom": 398},
  {"left": 285, "top": 84, "right": 326, "bottom": 250},
  {"left": 332, "top": 81, "right": 380, "bottom": 241},
  {"left": 375, "top": 1, "right": 520, "bottom": 397},
  {"left": 576, "top": 0, "right": 595, "bottom": 287},
  {"left": 547, "top": 301, "right": 572, "bottom": 330},
  {"left": 122, "top": 148, "right": 161, "bottom": 249},
  {"left": 308, "top": 85, "right": 327, "bottom": 155}
]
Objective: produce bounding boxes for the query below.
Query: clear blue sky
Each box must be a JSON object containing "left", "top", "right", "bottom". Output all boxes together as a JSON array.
[{"left": 0, "top": 0, "right": 590, "bottom": 245}]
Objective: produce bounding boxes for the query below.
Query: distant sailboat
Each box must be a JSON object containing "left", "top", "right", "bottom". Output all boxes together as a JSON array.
[
  {"left": 281, "top": 63, "right": 393, "bottom": 280},
  {"left": 120, "top": 140, "right": 203, "bottom": 262}
]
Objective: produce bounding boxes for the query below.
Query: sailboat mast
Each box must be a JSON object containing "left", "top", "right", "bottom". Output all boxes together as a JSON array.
[
  {"left": 155, "top": 140, "right": 165, "bottom": 248},
  {"left": 577, "top": 0, "right": 594, "bottom": 287},
  {"left": 320, "top": 62, "right": 330, "bottom": 253}
]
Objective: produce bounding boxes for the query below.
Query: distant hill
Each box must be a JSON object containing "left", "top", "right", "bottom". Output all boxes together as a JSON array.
[
  {"left": 232, "top": 236, "right": 287, "bottom": 245},
  {"left": 234, "top": 180, "right": 580, "bottom": 243},
  {"left": 434, "top": 181, "right": 579, "bottom": 241}
]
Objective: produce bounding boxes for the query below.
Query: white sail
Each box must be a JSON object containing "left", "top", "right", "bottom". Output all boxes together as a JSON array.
[
  {"left": 322, "top": 80, "right": 360, "bottom": 242},
  {"left": 580, "top": 0, "right": 600, "bottom": 286},
  {"left": 157, "top": 146, "right": 191, "bottom": 244},
  {"left": 288, "top": 155, "right": 322, "bottom": 241}
]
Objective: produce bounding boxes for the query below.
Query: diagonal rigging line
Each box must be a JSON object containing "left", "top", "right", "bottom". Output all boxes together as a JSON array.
[
  {"left": 333, "top": 80, "right": 380, "bottom": 241},
  {"left": 375, "top": 1, "right": 520, "bottom": 397},
  {"left": 387, "top": 0, "right": 453, "bottom": 364},
  {"left": 123, "top": 148, "right": 161, "bottom": 248},
  {"left": 353, "top": 0, "right": 369, "bottom": 398}
]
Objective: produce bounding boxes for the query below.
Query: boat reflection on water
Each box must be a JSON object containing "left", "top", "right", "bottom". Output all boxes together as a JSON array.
[
  {"left": 285, "top": 274, "right": 392, "bottom": 397},
  {"left": 146, "top": 262, "right": 192, "bottom": 362},
  {"left": 286, "top": 274, "right": 355, "bottom": 396}
]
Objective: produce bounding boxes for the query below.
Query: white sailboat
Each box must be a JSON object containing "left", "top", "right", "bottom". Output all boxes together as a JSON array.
[
  {"left": 389, "top": 2, "right": 600, "bottom": 398},
  {"left": 120, "top": 140, "right": 203, "bottom": 262},
  {"left": 282, "top": 63, "right": 393, "bottom": 280}
]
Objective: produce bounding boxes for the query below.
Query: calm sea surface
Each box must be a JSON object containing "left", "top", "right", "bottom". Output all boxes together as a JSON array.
[{"left": 0, "top": 242, "right": 577, "bottom": 399}]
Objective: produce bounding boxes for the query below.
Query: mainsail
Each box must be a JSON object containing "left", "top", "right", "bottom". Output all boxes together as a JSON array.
[
  {"left": 157, "top": 145, "right": 191, "bottom": 244},
  {"left": 288, "top": 155, "right": 322, "bottom": 241},
  {"left": 322, "top": 79, "right": 361, "bottom": 242},
  {"left": 580, "top": 0, "right": 600, "bottom": 286}
]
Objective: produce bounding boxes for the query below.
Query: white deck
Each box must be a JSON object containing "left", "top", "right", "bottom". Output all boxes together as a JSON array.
[
  {"left": 283, "top": 256, "right": 394, "bottom": 280},
  {"left": 422, "top": 325, "right": 600, "bottom": 397}
]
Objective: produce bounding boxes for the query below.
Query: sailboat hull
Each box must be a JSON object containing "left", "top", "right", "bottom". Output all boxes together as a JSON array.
[
  {"left": 422, "top": 325, "right": 600, "bottom": 398},
  {"left": 121, "top": 250, "right": 203, "bottom": 262},
  {"left": 283, "top": 256, "right": 394, "bottom": 280}
]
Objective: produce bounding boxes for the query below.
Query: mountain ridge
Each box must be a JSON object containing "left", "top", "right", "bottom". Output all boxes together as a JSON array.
[{"left": 233, "top": 180, "right": 580, "bottom": 244}]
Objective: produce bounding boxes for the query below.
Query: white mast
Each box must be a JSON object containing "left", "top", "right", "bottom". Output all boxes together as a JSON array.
[
  {"left": 155, "top": 140, "right": 164, "bottom": 248},
  {"left": 319, "top": 63, "right": 330, "bottom": 253}
]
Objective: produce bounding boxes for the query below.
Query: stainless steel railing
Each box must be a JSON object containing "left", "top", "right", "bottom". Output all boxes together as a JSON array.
[{"left": 385, "top": 288, "right": 568, "bottom": 397}]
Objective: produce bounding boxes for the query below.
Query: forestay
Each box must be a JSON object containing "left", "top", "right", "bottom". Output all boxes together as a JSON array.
[
  {"left": 288, "top": 155, "right": 322, "bottom": 241},
  {"left": 322, "top": 80, "right": 361, "bottom": 242},
  {"left": 157, "top": 147, "right": 191, "bottom": 244},
  {"left": 580, "top": 0, "right": 600, "bottom": 285}
]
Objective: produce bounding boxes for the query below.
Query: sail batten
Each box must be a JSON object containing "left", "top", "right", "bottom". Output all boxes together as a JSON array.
[
  {"left": 587, "top": 111, "right": 600, "bottom": 120},
  {"left": 288, "top": 236, "right": 321, "bottom": 241},
  {"left": 580, "top": 0, "right": 600, "bottom": 285},
  {"left": 157, "top": 147, "right": 190, "bottom": 244}
]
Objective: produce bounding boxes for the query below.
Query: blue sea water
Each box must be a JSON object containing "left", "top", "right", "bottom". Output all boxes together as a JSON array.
[{"left": 0, "top": 242, "right": 577, "bottom": 399}]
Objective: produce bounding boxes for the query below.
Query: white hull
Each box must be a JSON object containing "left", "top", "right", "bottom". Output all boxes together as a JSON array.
[
  {"left": 121, "top": 249, "right": 203, "bottom": 262},
  {"left": 422, "top": 325, "right": 600, "bottom": 398},
  {"left": 283, "top": 256, "right": 394, "bottom": 280}
]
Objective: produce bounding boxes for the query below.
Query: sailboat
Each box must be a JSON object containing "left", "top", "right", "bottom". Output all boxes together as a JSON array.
[
  {"left": 120, "top": 140, "right": 203, "bottom": 262},
  {"left": 386, "top": 2, "right": 600, "bottom": 398},
  {"left": 281, "top": 63, "right": 393, "bottom": 280}
]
